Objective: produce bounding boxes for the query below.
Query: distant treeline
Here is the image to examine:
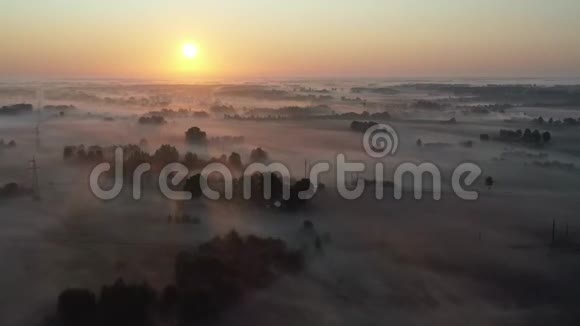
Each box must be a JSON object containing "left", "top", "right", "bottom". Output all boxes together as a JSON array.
[
  {"left": 215, "top": 85, "right": 333, "bottom": 102},
  {"left": 480, "top": 128, "right": 552, "bottom": 144},
  {"left": 532, "top": 116, "right": 580, "bottom": 126},
  {"left": 243, "top": 105, "right": 333, "bottom": 118},
  {"left": 62, "top": 141, "right": 270, "bottom": 176},
  {"left": 146, "top": 108, "right": 209, "bottom": 119},
  {"left": 225, "top": 110, "right": 391, "bottom": 122},
  {"left": 351, "top": 87, "right": 399, "bottom": 95},
  {"left": 63, "top": 145, "right": 105, "bottom": 163},
  {"left": 53, "top": 92, "right": 172, "bottom": 107},
  {"left": 0, "top": 103, "right": 33, "bottom": 115},
  {"left": 403, "top": 84, "right": 580, "bottom": 106},
  {"left": 138, "top": 115, "right": 167, "bottom": 125},
  {"left": 459, "top": 104, "right": 514, "bottom": 114}
]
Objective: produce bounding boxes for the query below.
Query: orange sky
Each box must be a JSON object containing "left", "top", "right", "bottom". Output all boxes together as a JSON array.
[{"left": 1, "top": 0, "right": 580, "bottom": 80}]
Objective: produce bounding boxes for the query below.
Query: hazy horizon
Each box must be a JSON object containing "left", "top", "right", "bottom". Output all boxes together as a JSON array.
[{"left": 2, "top": 0, "right": 580, "bottom": 80}]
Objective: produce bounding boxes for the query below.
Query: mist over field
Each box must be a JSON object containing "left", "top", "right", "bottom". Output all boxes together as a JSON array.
[{"left": 1, "top": 79, "right": 580, "bottom": 325}]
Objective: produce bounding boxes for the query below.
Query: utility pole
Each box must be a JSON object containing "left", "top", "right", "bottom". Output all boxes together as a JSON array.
[
  {"left": 35, "top": 124, "right": 40, "bottom": 152},
  {"left": 29, "top": 156, "right": 40, "bottom": 201}
]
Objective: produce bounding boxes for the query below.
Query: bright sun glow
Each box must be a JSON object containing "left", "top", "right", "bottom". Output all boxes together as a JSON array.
[{"left": 182, "top": 43, "right": 198, "bottom": 59}]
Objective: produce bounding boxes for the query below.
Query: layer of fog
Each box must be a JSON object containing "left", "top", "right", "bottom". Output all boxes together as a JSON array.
[{"left": 1, "top": 80, "right": 580, "bottom": 325}]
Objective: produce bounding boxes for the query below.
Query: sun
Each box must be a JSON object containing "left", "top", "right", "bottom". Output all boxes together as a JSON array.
[{"left": 182, "top": 43, "right": 198, "bottom": 59}]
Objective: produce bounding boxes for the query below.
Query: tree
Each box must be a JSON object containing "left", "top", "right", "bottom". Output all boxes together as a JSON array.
[
  {"left": 183, "top": 152, "right": 199, "bottom": 168},
  {"left": 153, "top": 144, "right": 179, "bottom": 165},
  {"left": 485, "top": 176, "right": 494, "bottom": 190},
  {"left": 184, "top": 174, "right": 203, "bottom": 198},
  {"left": 87, "top": 145, "right": 104, "bottom": 161},
  {"left": 0, "top": 182, "right": 20, "bottom": 197},
  {"left": 542, "top": 131, "right": 551, "bottom": 142},
  {"left": 228, "top": 152, "right": 242, "bottom": 170},
  {"left": 185, "top": 127, "right": 208, "bottom": 145},
  {"left": 76, "top": 145, "right": 87, "bottom": 160},
  {"left": 63, "top": 146, "right": 76, "bottom": 160},
  {"left": 531, "top": 129, "right": 542, "bottom": 143},
  {"left": 250, "top": 147, "right": 268, "bottom": 162}
]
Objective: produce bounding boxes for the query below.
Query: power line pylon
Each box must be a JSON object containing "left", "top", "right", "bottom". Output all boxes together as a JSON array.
[{"left": 29, "top": 156, "right": 40, "bottom": 201}]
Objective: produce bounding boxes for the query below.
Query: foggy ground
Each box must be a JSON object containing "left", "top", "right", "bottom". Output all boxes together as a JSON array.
[{"left": 1, "top": 80, "right": 580, "bottom": 325}]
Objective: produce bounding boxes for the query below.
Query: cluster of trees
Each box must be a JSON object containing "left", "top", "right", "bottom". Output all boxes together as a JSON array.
[
  {"left": 533, "top": 116, "right": 580, "bottom": 126},
  {"left": 499, "top": 128, "right": 551, "bottom": 143},
  {"left": 210, "top": 103, "right": 236, "bottom": 117},
  {"left": 0, "top": 103, "right": 33, "bottom": 115},
  {"left": 350, "top": 120, "right": 378, "bottom": 132},
  {"left": 185, "top": 127, "right": 208, "bottom": 145},
  {"left": 480, "top": 128, "right": 551, "bottom": 144},
  {"left": 0, "top": 138, "right": 16, "bottom": 149},
  {"left": 341, "top": 96, "right": 366, "bottom": 104},
  {"left": 0, "top": 182, "right": 26, "bottom": 199},
  {"left": 63, "top": 145, "right": 105, "bottom": 163},
  {"left": 147, "top": 108, "right": 189, "bottom": 117},
  {"left": 97, "top": 142, "right": 271, "bottom": 179},
  {"left": 49, "top": 233, "right": 304, "bottom": 326},
  {"left": 102, "top": 95, "right": 171, "bottom": 107},
  {"left": 138, "top": 115, "right": 167, "bottom": 125},
  {"left": 183, "top": 171, "right": 316, "bottom": 210}
]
